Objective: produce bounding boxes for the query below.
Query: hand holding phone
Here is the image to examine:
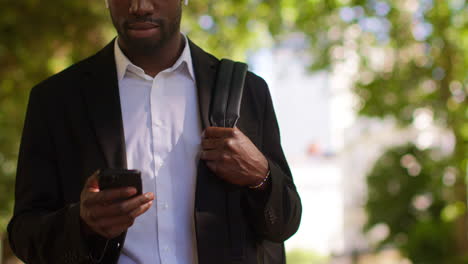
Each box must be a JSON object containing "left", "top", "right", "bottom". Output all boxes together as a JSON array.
[{"left": 79, "top": 169, "right": 154, "bottom": 239}]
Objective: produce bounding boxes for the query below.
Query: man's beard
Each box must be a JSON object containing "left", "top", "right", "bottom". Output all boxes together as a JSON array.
[{"left": 115, "top": 8, "right": 181, "bottom": 55}]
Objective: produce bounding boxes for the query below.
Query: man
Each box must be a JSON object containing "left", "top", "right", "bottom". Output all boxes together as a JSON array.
[{"left": 7, "top": 0, "right": 302, "bottom": 263}]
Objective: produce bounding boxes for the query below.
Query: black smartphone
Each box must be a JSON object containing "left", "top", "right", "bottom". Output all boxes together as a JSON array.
[{"left": 97, "top": 169, "right": 142, "bottom": 197}]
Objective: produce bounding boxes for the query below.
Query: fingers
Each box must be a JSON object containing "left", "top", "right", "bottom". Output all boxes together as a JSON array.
[
  {"left": 93, "top": 192, "right": 154, "bottom": 218},
  {"left": 92, "top": 201, "right": 152, "bottom": 238},
  {"left": 201, "top": 137, "right": 237, "bottom": 152},
  {"left": 95, "top": 200, "right": 153, "bottom": 227},
  {"left": 119, "top": 193, "right": 154, "bottom": 215},
  {"left": 81, "top": 192, "right": 154, "bottom": 239},
  {"left": 201, "top": 138, "right": 224, "bottom": 150},
  {"left": 200, "top": 149, "right": 222, "bottom": 161},
  {"left": 202, "top": 127, "right": 240, "bottom": 139},
  {"left": 80, "top": 169, "right": 156, "bottom": 239},
  {"left": 128, "top": 199, "right": 153, "bottom": 219},
  {"left": 94, "top": 187, "right": 138, "bottom": 205}
]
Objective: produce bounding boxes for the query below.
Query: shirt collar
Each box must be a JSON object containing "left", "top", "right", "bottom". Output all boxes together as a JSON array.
[{"left": 114, "top": 34, "right": 195, "bottom": 82}]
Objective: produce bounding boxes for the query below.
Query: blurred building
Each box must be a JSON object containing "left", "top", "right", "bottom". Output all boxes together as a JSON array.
[{"left": 249, "top": 33, "right": 345, "bottom": 256}]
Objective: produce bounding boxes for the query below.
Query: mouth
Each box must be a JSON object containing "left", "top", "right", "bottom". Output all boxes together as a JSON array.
[
  {"left": 126, "top": 22, "right": 160, "bottom": 38},
  {"left": 127, "top": 22, "right": 159, "bottom": 30}
]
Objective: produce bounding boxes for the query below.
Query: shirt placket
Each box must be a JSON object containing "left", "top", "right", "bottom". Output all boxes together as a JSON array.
[{"left": 150, "top": 73, "right": 176, "bottom": 263}]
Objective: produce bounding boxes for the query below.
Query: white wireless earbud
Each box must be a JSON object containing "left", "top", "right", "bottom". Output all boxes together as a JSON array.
[
  {"left": 105, "top": 0, "right": 109, "bottom": 8},
  {"left": 184, "top": 0, "right": 188, "bottom": 5}
]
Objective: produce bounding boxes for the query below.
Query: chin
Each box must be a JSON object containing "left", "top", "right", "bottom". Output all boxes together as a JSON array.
[{"left": 125, "top": 36, "right": 165, "bottom": 54}]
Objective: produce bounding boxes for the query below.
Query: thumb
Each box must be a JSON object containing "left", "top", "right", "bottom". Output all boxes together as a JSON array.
[{"left": 85, "top": 169, "right": 100, "bottom": 192}]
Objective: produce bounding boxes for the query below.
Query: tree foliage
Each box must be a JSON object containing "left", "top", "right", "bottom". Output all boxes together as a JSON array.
[
  {"left": 293, "top": 0, "right": 467, "bottom": 262},
  {"left": 0, "top": 0, "right": 111, "bottom": 231},
  {"left": 365, "top": 144, "right": 465, "bottom": 263}
]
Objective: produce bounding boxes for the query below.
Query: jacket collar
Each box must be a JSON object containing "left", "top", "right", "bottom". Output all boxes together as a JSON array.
[
  {"left": 114, "top": 35, "right": 196, "bottom": 82},
  {"left": 81, "top": 40, "right": 126, "bottom": 169}
]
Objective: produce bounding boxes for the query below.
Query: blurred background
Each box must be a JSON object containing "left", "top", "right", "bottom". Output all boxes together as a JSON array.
[{"left": 0, "top": 0, "right": 467, "bottom": 263}]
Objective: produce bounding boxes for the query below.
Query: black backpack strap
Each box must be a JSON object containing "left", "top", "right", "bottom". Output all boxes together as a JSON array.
[
  {"left": 225, "top": 61, "right": 248, "bottom": 128},
  {"left": 209, "top": 58, "right": 248, "bottom": 263},
  {"left": 210, "top": 59, "right": 248, "bottom": 128}
]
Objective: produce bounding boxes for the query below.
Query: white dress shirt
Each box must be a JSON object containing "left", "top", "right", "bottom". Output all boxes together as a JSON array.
[{"left": 114, "top": 36, "right": 200, "bottom": 264}]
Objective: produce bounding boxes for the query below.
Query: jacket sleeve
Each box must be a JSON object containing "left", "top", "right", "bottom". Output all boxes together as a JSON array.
[
  {"left": 7, "top": 85, "right": 92, "bottom": 264},
  {"left": 244, "top": 77, "right": 302, "bottom": 243}
]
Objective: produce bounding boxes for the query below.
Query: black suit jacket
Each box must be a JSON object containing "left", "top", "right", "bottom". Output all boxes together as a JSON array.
[{"left": 8, "top": 39, "right": 302, "bottom": 264}]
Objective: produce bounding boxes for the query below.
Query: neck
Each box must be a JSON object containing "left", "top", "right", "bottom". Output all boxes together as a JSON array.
[{"left": 118, "top": 33, "right": 184, "bottom": 77}]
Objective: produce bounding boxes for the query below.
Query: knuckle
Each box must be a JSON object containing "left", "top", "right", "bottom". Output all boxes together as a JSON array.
[
  {"left": 231, "top": 129, "right": 239, "bottom": 137},
  {"left": 118, "top": 203, "right": 127, "bottom": 214},
  {"left": 224, "top": 139, "right": 234, "bottom": 149},
  {"left": 121, "top": 188, "right": 131, "bottom": 197},
  {"left": 127, "top": 216, "right": 136, "bottom": 226},
  {"left": 141, "top": 195, "right": 149, "bottom": 203},
  {"left": 130, "top": 213, "right": 136, "bottom": 221},
  {"left": 222, "top": 153, "right": 230, "bottom": 161},
  {"left": 123, "top": 222, "right": 132, "bottom": 230},
  {"left": 127, "top": 212, "right": 136, "bottom": 221}
]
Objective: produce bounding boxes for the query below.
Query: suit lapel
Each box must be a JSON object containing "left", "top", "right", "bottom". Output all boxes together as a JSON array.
[
  {"left": 189, "top": 40, "right": 233, "bottom": 263},
  {"left": 82, "top": 40, "right": 127, "bottom": 169},
  {"left": 188, "top": 39, "right": 218, "bottom": 129}
]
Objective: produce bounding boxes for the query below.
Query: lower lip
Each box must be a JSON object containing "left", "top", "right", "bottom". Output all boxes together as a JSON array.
[{"left": 127, "top": 27, "right": 160, "bottom": 38}]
